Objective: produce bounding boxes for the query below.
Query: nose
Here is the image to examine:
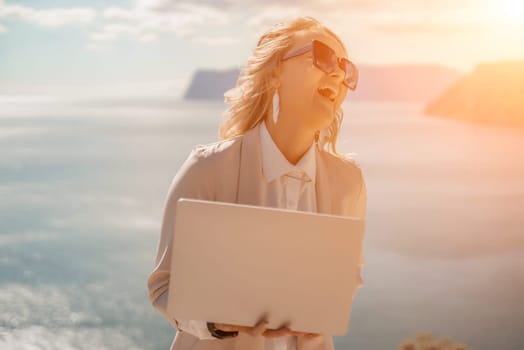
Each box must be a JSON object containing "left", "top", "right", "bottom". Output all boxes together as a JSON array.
[{"left": 329, "top": 60, "right": 345, "bottom": 83}]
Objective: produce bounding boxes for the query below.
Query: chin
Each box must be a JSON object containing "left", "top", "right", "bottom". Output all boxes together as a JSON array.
[
  {"left": 309, "top": 121, "right": 332, "bottom": 134},
  {"left": 303, "top": 106, "right": 334, "bottom": 130}
]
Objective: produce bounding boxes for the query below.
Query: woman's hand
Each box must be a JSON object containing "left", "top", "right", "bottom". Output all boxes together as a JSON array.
[
  {"left": 213, "top": 321, "right": 322, "bottom": 339},
  {"left": 213, "top": 320, "right": 269, "bottom": 337}
]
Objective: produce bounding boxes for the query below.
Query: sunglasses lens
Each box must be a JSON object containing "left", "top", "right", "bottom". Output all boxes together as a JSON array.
[
  {"left": 341, "top": 59, "right": 358, "bottom": 90},
  {"left": 312, "top": 40, "right": 358, "bottom": 90},
  {"left": 313, "top": 41, "right": 337, "bottom": 74}
]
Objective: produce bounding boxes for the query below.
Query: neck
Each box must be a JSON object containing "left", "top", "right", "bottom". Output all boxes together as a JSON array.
[{"left": 264, "top": 116, "right": 315, "bottom": 165}]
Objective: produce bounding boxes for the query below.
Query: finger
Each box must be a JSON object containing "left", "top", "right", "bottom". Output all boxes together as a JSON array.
[
  {"left": 289, "top": 330, "right": 307, "bottom": 336},
  {"left": 214, "top": 323, "right": 240, "bottom": 332},
  {"left": 248, "top": 320, "right": 269, "bottom": 337},
  {"left": 263, "top": 327, "right": 293, "bottom": 338},
  {"left": 289, "top": 331, "right": 321, "bottom": 338},
  {"left": 305, "top": 333, "right": 322, "bottom": 339}
]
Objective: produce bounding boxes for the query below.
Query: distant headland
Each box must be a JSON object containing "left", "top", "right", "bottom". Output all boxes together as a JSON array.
[
  {"left": 183, "top": 69, "right": 240, "bottom": 100},
  {"left": 183, "top": 64, "right": 461, "bottom": 103},
  {"left": 183, "top": 62, "right": 524, "bottom": 128},
  {"left": 425, "top": 61, "right": 524, "bottom": 127}
]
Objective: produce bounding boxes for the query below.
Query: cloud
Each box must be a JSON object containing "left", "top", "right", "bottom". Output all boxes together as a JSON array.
[
  {"left": 365, "top": 8, "right": 485, "bottom": 35},
  {"left": 0, "top": 0, "right": 489, "bottom": 49},
  {"left": 236, "top": 0, "right": 485, "bottom": 37},
  {"left": 90, "top": 23, "right": 141, "bottom": 42},
  {"left": 88, "top": 1, "right": 229, "bottom": 46},
  {"left": 0, "top": 3, "right": 96, "bottom": 28},
  {"left": 193, "top": 35, "right": 239, "bottom": 46},
  {"left": 137, "top": 33, "right": 157, "bottom": 42},
  {"left": 245, "top": 5, "right": 302, "bottom": 29},
  {"left": 371, "top": 20, "right": 481, "bottom": 35},
  {"left": 136, "top": 0, "right": 235, "bottom": 12}
]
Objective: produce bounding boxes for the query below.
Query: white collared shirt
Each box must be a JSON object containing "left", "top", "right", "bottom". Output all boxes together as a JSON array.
[
  {"left": 259, "top": 120, "right": 318, "bottom": 350},
  {"left": 259, "top": 120, "right": 317, "bottom": 213}
]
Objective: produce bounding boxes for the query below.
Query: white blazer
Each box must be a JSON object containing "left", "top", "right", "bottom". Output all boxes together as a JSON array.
[{"left": 147, "top": 122, "right": 367, "bottom": 350}]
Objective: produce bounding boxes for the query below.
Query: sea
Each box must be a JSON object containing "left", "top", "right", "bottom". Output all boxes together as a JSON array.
[{"left": 0, "top": 97, "right": 523, "bottom": 350}]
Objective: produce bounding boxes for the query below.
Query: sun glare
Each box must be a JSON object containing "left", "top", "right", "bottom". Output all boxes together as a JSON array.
[{"left": 500, "top": 0, "right": 524, "bottom": 22}]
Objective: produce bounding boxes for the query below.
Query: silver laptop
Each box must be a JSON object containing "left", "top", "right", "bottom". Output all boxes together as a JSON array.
[{"left": 167, "top": 198, "right": 365, "bottom": 336}]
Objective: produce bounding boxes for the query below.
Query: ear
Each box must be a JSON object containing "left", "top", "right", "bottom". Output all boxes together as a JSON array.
[{"left": 268, "top": 63, "right": 281, "bottom": 89}]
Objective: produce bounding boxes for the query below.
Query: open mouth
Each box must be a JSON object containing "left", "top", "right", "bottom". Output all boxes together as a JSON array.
[{"left": 317, "top": 86, "right": 337, "bottom": 102}]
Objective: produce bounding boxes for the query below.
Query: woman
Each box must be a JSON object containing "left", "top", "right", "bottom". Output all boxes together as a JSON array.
[{"left": 147, "top": 16, "right": 367, "bottom": 350}]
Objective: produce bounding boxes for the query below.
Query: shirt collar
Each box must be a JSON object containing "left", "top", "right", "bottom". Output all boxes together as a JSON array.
[{"left": 259, "top": 120, "right": 316, "bottom": 184}]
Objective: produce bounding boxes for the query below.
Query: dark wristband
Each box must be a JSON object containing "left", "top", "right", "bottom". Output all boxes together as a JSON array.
[{"left": 207, "top": 322, "right": 239, "bottom": 339}]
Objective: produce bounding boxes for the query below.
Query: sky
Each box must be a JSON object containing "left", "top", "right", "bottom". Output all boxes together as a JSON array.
[{"left": 1, "top": 0, "right": 524, "bottom": 98}]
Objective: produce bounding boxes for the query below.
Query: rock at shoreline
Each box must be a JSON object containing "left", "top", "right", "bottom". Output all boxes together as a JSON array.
[{"left": 425, "top": 61, "right": 524, "bottom": 127}]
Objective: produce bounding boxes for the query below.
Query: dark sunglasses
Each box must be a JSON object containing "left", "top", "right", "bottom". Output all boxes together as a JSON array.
[{"left": 282, "top": 39, "right": 358, "bottom": 91}]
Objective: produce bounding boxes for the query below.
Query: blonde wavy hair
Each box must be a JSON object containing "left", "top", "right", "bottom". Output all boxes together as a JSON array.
[{"left": 218, "top": 16, "right": 348, "bottom": 156}]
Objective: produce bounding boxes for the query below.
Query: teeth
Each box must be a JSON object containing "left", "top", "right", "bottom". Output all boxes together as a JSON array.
[{"left": 318, "top": 88, "right": 330, "bottom": 97}]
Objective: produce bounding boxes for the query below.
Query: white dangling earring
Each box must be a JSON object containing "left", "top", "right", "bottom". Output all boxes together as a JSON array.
[{"left": 272, "top": 90, "right": 280, "bottom": 125}]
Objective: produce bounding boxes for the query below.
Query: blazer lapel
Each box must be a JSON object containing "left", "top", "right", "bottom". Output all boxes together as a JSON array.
[{"left": 236, "top": 123, "right": 265, "bottom": 206}]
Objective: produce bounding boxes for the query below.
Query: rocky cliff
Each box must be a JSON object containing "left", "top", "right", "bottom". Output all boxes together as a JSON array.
[{"left": 425, "top": 61, "right": 524, "bottom": 127}]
